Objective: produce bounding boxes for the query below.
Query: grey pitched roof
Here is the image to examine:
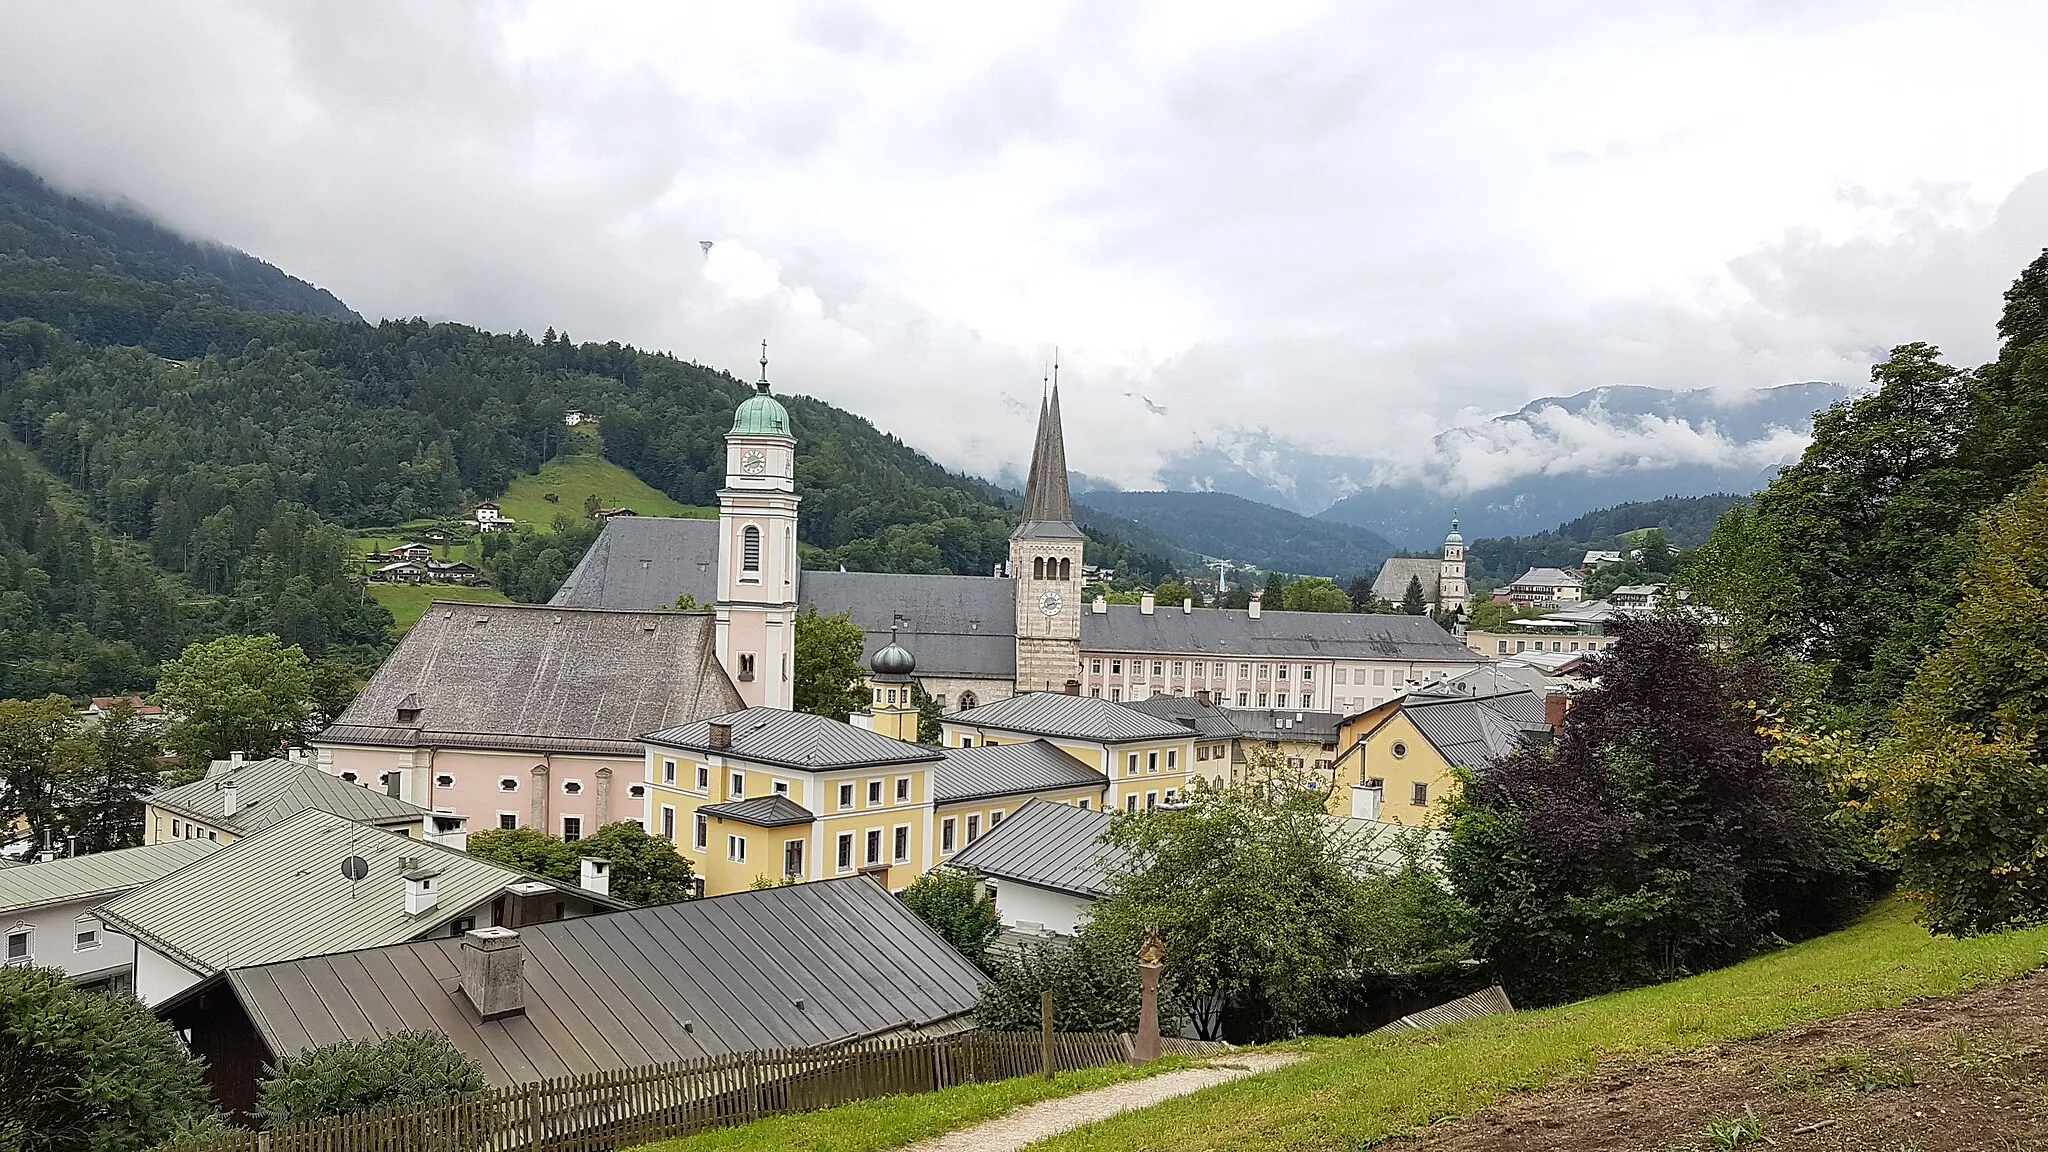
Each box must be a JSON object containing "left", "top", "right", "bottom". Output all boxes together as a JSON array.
[
  {"left": 1400, "top": 692, "right": 1552, "bottom": 768},
  {"left": 800, "top": 572, "right": 1018, "bottom": 679},
  {"left": 1082, "top": 604, "right": 1483, "bottom": 663},
  {"left": 948, "top": 692, "right": 1189, "bottom": 743},
  {"left": 945, "top": 798, "right": 1123, "bottom": 897},
  {"left": 98, "top": 808, "right": 592, "bottom": 978},
  {"left": 1123, "top": 695, "right": 1238, "bottom": 740},
  {"left": 151, "top": 758, "right": 426, "bottom": 837},
  {"left": 548, "top": 516, "right": 721, "bottom": 609},
  {"left": 1014, "top": 386, "right": 1081, "bottom": 540},
  {"left": 645, "top": 708, "right": 942, "bottom": 771},
  {"left": 1223, "top": 708, "right": 1343, "bottom": 743},
  {"left": 210, "top": 877, "right": 986, "bottom": 1084},
  {"left": 934, "top": 740, "right": 1109, "bottom": 804},
  {"left": 0, "top": 841, "right": 220, "bottom": 913},
  {"left": 698, "top": 795, "right": 816, "bottom": 827},
  {"left": 1371, "top": 557, "right": 1442, "bottom": 605},
  {"left": 1511, "top": 567, "right": 1583, "bottom": 589},
  {"left": 320, "top": 603, "right": 742, "bottom": 756}
]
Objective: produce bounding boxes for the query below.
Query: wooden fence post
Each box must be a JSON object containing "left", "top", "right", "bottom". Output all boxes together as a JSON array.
[
  {"left": 523, "top": 1081, "right": 541, "bottom": 1150},
  {"left": 1041, "top": 990, "right": 1055, "bottom": 1080},
  {"left": 744, "top": 1051, "right": 761, "bottom": 1122}
]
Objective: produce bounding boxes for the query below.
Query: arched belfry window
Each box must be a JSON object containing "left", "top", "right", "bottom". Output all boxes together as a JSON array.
[
  {"left": 1032, "top": 556, "right": 1045, "bottom": 580},
  {"left": 1058, "top": 557, "right": 1071, "bottom": 581},
  {"left": 960, "top": 691, "right": 979, "bottom": 710},
  {"left": 742, "top": 525, "right": 762, "bottom": 574}
]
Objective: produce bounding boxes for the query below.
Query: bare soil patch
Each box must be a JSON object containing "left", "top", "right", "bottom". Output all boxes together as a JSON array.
[{"left": 1399, "top": 970, "right": 2048, "bottom": 1151}]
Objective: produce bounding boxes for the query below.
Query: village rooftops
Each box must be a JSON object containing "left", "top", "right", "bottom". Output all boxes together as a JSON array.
[
  {"left": 549, "top": 515, "right": 722, "bottom": 610},
  {"left": 1082, "top": 603, "right": 1483, "bottom": 662},
  {"left": 319, "top": 602, "right": 742, "bottom": 757},
  {"left": 1365, "top": 691, "right": 1553, "bottom": 770},
  {"left": 945, "top": 797, "right": 1124, "bottom": 898},
  {"left": 934, "top": 741, "right": 1109, "bottom": 804},
  {"left": 0, "top": 841, "right": 219, "bottom": 913},
  {"left": 1123, "top": 695, "right": 1239, "bottom": 741},
  {"left": 97, "top": 808, "right": 609, "bottom": 980},
  {"left": 150, "top": 757, "right": 427, "bottom": 838},
  {"left": 1510, "top": 567, "right": 1584, "bottom": 590},
  {"left": 644, "top": 707, "right": 942, "bottom": 771},
  {"left": 947, "top": 692, "right": 1191, "bottom": 744}
]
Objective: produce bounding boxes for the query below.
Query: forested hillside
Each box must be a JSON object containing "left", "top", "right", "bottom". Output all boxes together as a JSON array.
[
  {"left": 0, "top": 156, "right": 356, "bottom": 320},
  {"left": 1075, "top": 488, "right": 1395, "bottom": 577},
  {"left": 1464, "top": 494, "right": 1743, "bottom": 583}
]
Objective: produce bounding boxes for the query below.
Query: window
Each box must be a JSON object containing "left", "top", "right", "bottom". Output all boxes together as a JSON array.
[
  {"left": 1499, "top": 640, "right": 1510, "bottom": 653},
  {"left": 1411, "top": 781, "right": 1430, "bottom": 806},
  {"left": 785, "top": 839, "right": 805, "bottom": 877},
  {"left": 1077, "top": 798, "right": 1090, "bottom": 810},
  {"left": 1213, "top": 663, "right": 1224, "bottom": 677},
  {"left": 960, "top": 735, "right": 974, "bottom": 747},
  {"left": 1257, "top": 693, "right": 1269, "bottom": 708},
  {"left": 692, "top": 877, "right": 707, "bottom": 899},
  {"left": 1146, "top": 752, "right": 1158, "bottom": 774},
  {"left": 837, "top": 832, "right": 854, "bottom": 872},
  {"left": 1172, "top": 661, "right": 1184, "bottom": 677},
  {"left": 1091, "top": 660, "right": 1102, "bottom": 674},
  {"left": 738, "top": 653, "right": 757, "bottom": 680},
  {"left": 1152, "top": 662, "right": 1164, "bottom": 677},
  {"left": 1127, "top": 754, "right": 1139, "bottom": 777},
  {"left": 741, "top": 525, "right": 762, "bottom": 574},
  {"left": 1277, "top": 665, "right": 1287, "bottom": 680},
  {"left": 340, "top": 772, "right": 358, "bottom": 783},
  {"left": 693, "top": 813, "right": 708, "bottom": 851},
  {"left": 773, "top": 779, "right": 789, "bottom": 796},
  {"left": 696, "top": 764, "right": 710, "bottom": 791},
  {"left": 941, "top": 817, "right": 957, "bottom": 853},
  {"left": 1570, "top": 641, "right": 1581, "bottom": 652},
  {"left": 662, "top": 759, "right": 678, "bottom": 785},
  {"left": 1126, "top": 795, "right": 1139, "bottom": 813},
  {"left": 562, "top": 816, "right": 582, "bottom": 841},
  {"left": 867, "top": 779, "right": 883, "bottom": 806},
  {"left": 893, "top": 825, "right": 910, "bottom": 863},
  {"left": 960, "top": 691, "right": 978, "bottom": 710},
  {"left": 499, "top": 813, "right": 518, "bottom": 830},
  {"left": 1166, "top": 750, "right": 1177, "bottom": 770},
  {"left": 730, "top": 771, "right": 745, "bottom": 799},
  {"left": 1110, "top": 659, "right": 1122, "bottom": 675},
  {"left": 1391, "top": 741, "right": 1408, "bottom": 759},
  {"left": 1301, "top": 666, "right": 1313, "bottom": 681},
  {"left": 1237, "top": 692, "right": 1249, "bottom": 707},
  {"left": 728, "top": 834, "right": 746, "bottom": 862},
  {"left": 838, "top": 782, "right": 855, "bottom": 809},
  {"left": 1258, "top": 664, "right": 1270, "bottom": 679},
  {"left": 449, "top": 917, "right": 477, "bottom": 936},
  {"left": 499, "top": 777, "right": 519, "bottom": 792},
  {"left": 1197, "top": 745, "right": 1209, "bottom": 762},
  {"left": 661, "top": 806, "right": 676, "bottom": 841},
  {"left": 966, "top": 814, "right": 981, "bottom": 844},
  {"left": 74, "top": 918, "right": 99, "bottom": 951},
  {"left": 1059, "top": 557, "right": 1071, "bottom": 580},
  {"left": 629, "top": 784, "right": 647, "bottom": 798},
  {"left": 562, "top": 780, "right": 582, "bottom": 795},
  {"left": 1146, "top": 791, "right": 1158, "bottom": 811},
  {"left": 1164, "top": 788, "right": 1180, "bottom": 804},
  {"left": 865, "top": 828, "right": 883, "bottom": 866},
  {"left": 896, "top": 777, "right": 911, "bottom": 802},
  {"left": 1110, "top": 688, "right": 1120, "bottom": 702},
  {"left": 1302, "top": 694, "right": 1313, "bottom": 708},
  {"left": 435, "top": 774, "right": 455, "bottom": 788},
  {"left": 1374, "top": 668, "right": 1387, "bottom": 685},
  {"left": 989, "top": 808, "right": 1005, "bottom": 829},
  {"left": 6, "top": 928, "right": 28, "bottom": 963},
  {"left": 171, "top": 820, "right": 181, "bottom": 838}
]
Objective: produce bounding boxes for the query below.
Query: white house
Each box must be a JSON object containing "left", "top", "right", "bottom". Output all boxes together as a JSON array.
[
  {"left": 473, "top": 501, "right": 516, "bottom": 533},
  {"left": 0, "top": 841, "right": 220, "bottom": 991},
  {"left": 941, "top": 798, "right": 1120, "bottom": 938}
]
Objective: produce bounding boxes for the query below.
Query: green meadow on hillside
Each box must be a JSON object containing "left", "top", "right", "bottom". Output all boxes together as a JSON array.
[
  {"left": 367, "top": 583, "right": 512, "bottom": 635},
  {"left": 494, "top": 452, "right": 712, "bottom": 532}
]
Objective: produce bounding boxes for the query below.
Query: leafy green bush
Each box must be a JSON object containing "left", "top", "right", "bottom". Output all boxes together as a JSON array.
[
  {"left": 900, "top": 869, "right": 1000, "bottom": 967},
  {"left": 258, "top": 1031, "right": 486, "bottom": 1125},
  {"left": 977, "top": 930, "right": 1148, "bottom": 1034},
  {"left": 0, "top": 966, "right": 222, "bottom": 1152}
]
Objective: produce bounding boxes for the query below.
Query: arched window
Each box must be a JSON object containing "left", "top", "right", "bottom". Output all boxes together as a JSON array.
[
  {"left": 1032, "top": 556, "right": 1045, "bottom": 580},
  {"left": 741, "top": 526, "right": 762, "bottom": 574},
  {"left": 959, "top": 691, "right": 979, "bottom": 711},
  {"left": 1058, "top": 557, "right": 1071, "bottom": 581}
]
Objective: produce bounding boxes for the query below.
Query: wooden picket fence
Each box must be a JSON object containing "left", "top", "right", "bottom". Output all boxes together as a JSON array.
[{"left": 159, "top": 1031, "right": 1145, "bottom": 1152}]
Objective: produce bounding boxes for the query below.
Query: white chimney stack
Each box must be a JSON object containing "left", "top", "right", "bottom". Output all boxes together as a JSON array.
[
  {"left": 219, "top": 780, "right": 239, "bottom": 818},
  {"left": 1249, "top": 592, "right": 1263, "bottom": 620},
  {"left": 404, "top": 868, "right": 441, "bottom": 916},
  {"left": 1182, "top": 598, "right": 1193, "bottom": 614},
  {"left": 426, "top": 810, "right": 469, "bottom": 852},
  {"left": 459, "top": 926, "right": 525, "bottom": 1020},
  {"left": 580, "top": 857, "right": 611, "bottom": 898},
  {"left": 1092, "top": 596, "right": 1107, "bottom": 615},
  {"left": 1140, "top": 592, "right": 1155, "bottom": 615}
]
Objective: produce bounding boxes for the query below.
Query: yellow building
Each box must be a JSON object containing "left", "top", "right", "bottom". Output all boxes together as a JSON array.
[
  {"left": 145, "top": 756, "right": 440, "bottom": 846},
  {"left": 1330, "top": 689, "right": 1557, "bottom": 825},
  {"left": 939, "top": 692, "right": 1196, "bottom": 815}
]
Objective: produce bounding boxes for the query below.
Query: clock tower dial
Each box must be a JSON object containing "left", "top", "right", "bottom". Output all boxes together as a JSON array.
[
  {"left": 740, "top": 449, "right": 767, "bottom": 476},
  {"left": 1039, "top": 591, "right": 1063, "bottom": 617}
]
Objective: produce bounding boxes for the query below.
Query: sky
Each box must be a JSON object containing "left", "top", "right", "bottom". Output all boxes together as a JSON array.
[{"left": 2, "top": 0, "right": 2046, "bottom": 497}]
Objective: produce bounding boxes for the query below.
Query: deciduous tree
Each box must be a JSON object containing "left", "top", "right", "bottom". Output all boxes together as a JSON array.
[
  {"left": 792, "top": 606, "right": 870, "bottom": 720},
  {"left": 578, "top": 820, "right": 696, "bottom": 906},
  {"left": 1280, "top": 577, "right": 1351, "bottom": 613},
  {"left": 154, "top": 634, "right": 312, "bottom": 766},
  {"left": 900, "top": 868, "right": 1000, "bottom": 967}
]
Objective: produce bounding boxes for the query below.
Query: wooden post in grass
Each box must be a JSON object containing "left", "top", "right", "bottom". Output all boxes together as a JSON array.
[
  {"left": 1135, "top": 933, "right": 1165, "bottom": 1063},
  {"left": 1042, "top": 989, "right": 1055, "bottom": 1080}
]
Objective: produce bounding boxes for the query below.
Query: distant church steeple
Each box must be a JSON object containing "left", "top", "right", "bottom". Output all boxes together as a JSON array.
[
  {"left": 1014, "top": 380, "right": 1079, "bottom": 540},
  {"left": 1009, "top": 356, "right": 1084, "bottom": 694}
]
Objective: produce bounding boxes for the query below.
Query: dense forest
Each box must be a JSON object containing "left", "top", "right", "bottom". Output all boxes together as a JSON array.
[
  {"left": 1074, "top": 488, "right": 1395, "bottom": 577},
  {"left": 1464, "top": 493, "right": 1744, "bottom": 584}
]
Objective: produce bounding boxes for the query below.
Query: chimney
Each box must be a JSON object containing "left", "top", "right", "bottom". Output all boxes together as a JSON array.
[
  {"left": 219, "top": 779, "right": 239, "bottom": 819},
  {"left": 1140, "top": 592, "right": 1155, "bottom": 615},
  {"left": 459, "top": 927, "right": 525, "bottom": 1020},
  {"left": 1249, "top": 592, "right": 1263, "bottom": 620},
  {"left": 1195, "top": 689, "right": 1211, "bottom": 707},
  {"left": 1091, "top": 596, "right": 1107, "bottom": 615},
  {"left": 228, "top": 750, "right": 245, "bottom": 766},
  {"left": 579, "top": 857, "right": 611, "bottom": 898},
  {"left": 404, "top": 868, "right": 442, "bottom": 916},
  {"left": 1182, "top": 598, "right": 1193, "bottom": 614},
  {"left": 427, "top": 810, "right": 469, "bottom": 852},
  {"left": 708, "top": 721, "right": 732, "bottom": 750},
  {"left": 1545, "top": 691, "right": 1571, "bottom": 735}
]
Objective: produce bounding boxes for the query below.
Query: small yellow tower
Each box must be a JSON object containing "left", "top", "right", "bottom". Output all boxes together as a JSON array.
[{"left": 868, "top": 640, "right": 920, "bottom": 743}]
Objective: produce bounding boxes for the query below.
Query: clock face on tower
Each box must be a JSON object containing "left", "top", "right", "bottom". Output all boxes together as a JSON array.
[
  {"left": 1039, "top": 591, "right": 1063, "bottom": 617},
  {"left": 740, "top": 449, "right": 767, "bottom": 476}
]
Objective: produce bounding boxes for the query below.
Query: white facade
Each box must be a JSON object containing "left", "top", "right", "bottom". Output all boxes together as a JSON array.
[
  {"left": 1078, "top": 653, "right": 1471, "bottom": 713},
  {"left": 716, "top": 421, "right": 800, "bottom": 711},
  {"left": 133, "top": 941, "right": 207, "bottom": 1005},
  {"left": 3, "top": 895, "right": 133, "bottom": 987},
  {"left": 985, "top": 877, "right": 1094, "bottom": 938}
]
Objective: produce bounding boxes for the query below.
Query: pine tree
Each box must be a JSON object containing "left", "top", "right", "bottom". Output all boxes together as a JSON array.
[{"left": 1401, "top": 575, "right": 1426, "bottom": 616}]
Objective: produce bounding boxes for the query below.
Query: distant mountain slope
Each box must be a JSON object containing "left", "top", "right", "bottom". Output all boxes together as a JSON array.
[
  {"left": 1462, "top": 494, "right": 1744, "bottom": 584},
  {"left": 1075, "top": 489, "right": 1395, "bottom": 578},
  {"left": 0, "top": 155, "right": 357, "bottom": 320}
]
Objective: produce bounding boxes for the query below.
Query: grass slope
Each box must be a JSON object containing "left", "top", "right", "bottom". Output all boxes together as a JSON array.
[
  {"left": 1034, "top": 901, "right": 2048, "bottom": 1151},
  {"left": 495, "top": 452, "right": 712, "bottom": 533},
  {"left": 635, "top": 1058, "right": 1192, "bottom": 1152},
  {"left": 369, "top": 584, "right": 510, "bottom": 635}
]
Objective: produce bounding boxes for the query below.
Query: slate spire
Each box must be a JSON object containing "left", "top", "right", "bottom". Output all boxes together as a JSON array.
[{"left": 1015, "top": 381, "right": 1078, "bottom": 538}]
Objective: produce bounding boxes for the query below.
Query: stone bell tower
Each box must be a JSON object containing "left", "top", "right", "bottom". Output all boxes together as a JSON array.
[{"left": 1010, "top": 385, "right": 1083, "bottom": 693}]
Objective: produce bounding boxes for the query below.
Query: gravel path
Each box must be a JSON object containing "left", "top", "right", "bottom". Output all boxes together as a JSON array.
[{"left": 901, "top": 1052, "right": 1302, "bottom": 1152}]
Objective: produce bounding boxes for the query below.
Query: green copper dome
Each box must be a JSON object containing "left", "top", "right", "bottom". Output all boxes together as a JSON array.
[
  {"left": 871, "top": 642, "right": 916, "bottom": 677},
  {"left": 1445, "top": 518, "right": 1464, "bottom": 545},
  {"left": 731, "top": 388, "right": 790, "bottom": 437}
]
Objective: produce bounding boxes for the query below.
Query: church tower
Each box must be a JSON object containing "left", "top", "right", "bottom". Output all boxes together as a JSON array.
[
  {"left": 1438, "top": 518, "right": 1468, "bottom": 615},
  {"left": 1010, "top": 384, "right": 1084, "bottom": 694},
  {"left": 716, "top": 344, "right": 800, "bottom": 710}
]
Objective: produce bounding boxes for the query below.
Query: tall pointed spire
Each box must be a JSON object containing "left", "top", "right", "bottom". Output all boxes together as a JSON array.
[{"left": 1015, "top": 375, "right": 1079, "bottom": 539}]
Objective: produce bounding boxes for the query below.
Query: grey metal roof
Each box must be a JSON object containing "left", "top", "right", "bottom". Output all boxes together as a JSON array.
[
  {"left": 1511, "top": 567, "right": 1583, "bottom": 589},
  {"left": 1400, "top": 692, "right": 1552, "bottom": 768},
  {"left": 1122, "top": 695, "right": 1238, "bottom": 740},
  {"left": 800, "top": 571, "right": 1018, "bottom": 679},
  {"left": 320, "top": 603, "right": 742, "bottom": 756},
  {"left": 151, "top": 758, "right": 426, "bottom": 837},
  {"left": 644, "top": 708, "right": 942, "bottom": 770},
  {"left": 548, "top": 516, "right": 721, "bottom": 610},
  {"left": 934, "top": 741, "right": 1109, "bottom": 804},
  {"left": 98, "top": 808, "right": 591, "bottom": 978},
  {"left": 945, "top": 798, "right": 1123, "bottom": 897},
  {"left": 1371, "top": 557, "right": 1441, "bottom": 605},
  {"left": 1224, "top": 708, "right": 1344, "bottom": 743},
  {"left": 698, "top": 795, "right": 816, "bottom": 827},
  {"left": 947, "top": 692, "right": 1189, "bottom": 743},
  {"left": 1082, "top": 604, "right": 1483, "bottom": 663},
  {"left": 212, "top": 877, "right": 986, "bottom": 1084},
  {"left": 0, "top": 841, "right": 220, "bottom": 913}
]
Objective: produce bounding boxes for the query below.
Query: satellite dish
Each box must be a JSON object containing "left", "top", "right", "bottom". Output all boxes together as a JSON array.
[
  {"left": 340, "top": 855, "right": 370, "bottom": 882},
  {"left": 699, "top": 240, "right": 714, "bottom": 254}
]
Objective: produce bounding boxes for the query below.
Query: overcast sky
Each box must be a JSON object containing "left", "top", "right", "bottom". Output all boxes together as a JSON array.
[{"left": 3, "top": 0, "right": 2046, "bottom": 493}]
